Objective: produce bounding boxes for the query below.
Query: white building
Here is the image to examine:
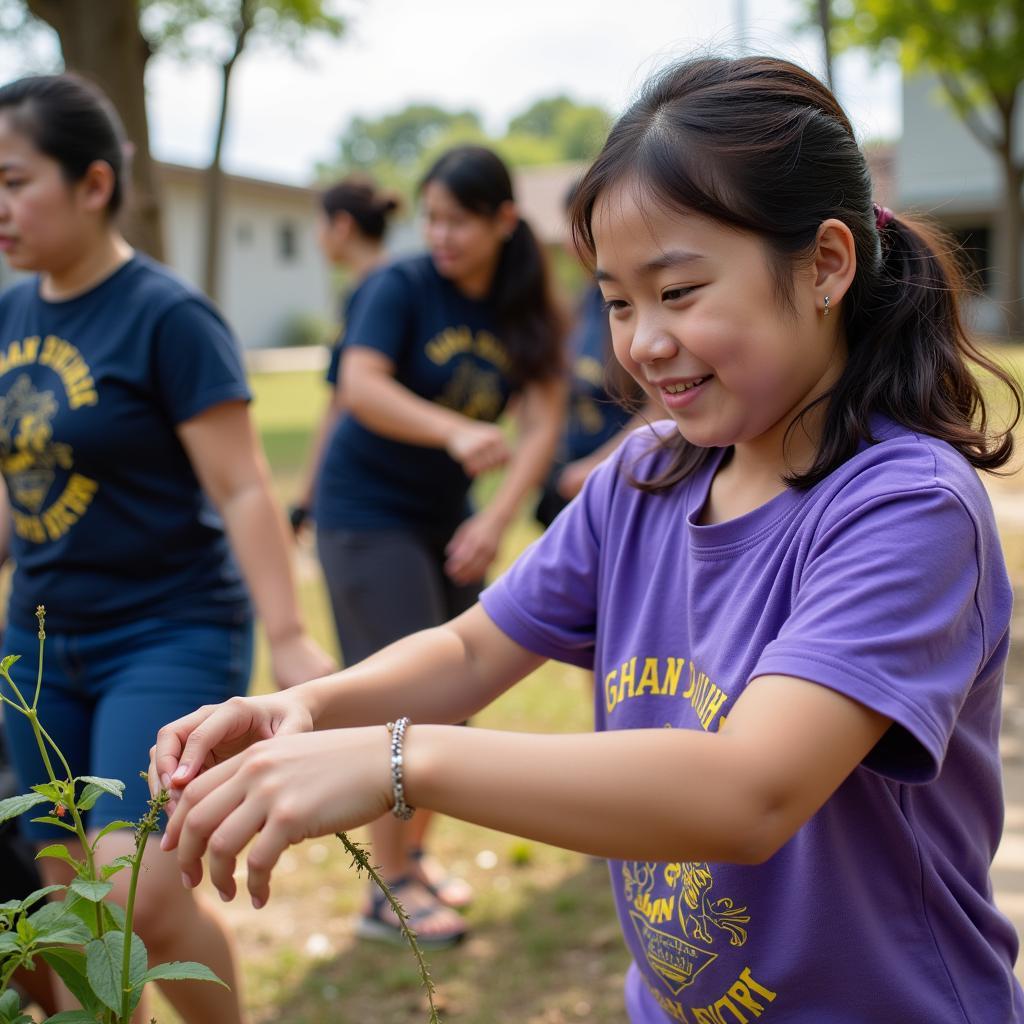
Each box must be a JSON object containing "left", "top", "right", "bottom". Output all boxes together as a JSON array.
[
  {"left": 159, "top": 162, "right": 333, "bottom": 349},
  {"left": 897, "top": 75, "right": 1024, "bottom": 333},
  {"left": 0, "top": 162, "right": 335, "bottom": 351}
]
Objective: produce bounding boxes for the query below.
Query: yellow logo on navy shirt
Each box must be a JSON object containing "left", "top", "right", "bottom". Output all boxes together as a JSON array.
[
  {"left": 425, "top": 326, "right": 510, "bottom": 420},
  {"left": 0, "top": 336, "right": 99, "bottom": 543}
]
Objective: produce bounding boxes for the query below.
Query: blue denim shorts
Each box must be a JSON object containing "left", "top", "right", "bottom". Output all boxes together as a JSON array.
[{"left": 0, "top": 615, "right": 253, "bottom": 840}]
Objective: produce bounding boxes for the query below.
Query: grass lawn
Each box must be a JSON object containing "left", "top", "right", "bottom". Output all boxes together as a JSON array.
[{"left": 160, "top": 343, "right": 1024, "bottom": 1023}]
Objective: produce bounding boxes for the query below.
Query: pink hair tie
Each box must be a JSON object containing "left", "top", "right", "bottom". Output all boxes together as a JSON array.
[{"left": 873, "top": 202, "right": 894, "bottom": 230}]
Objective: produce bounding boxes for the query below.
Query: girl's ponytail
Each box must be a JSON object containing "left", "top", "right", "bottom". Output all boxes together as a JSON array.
[{"left": 817, "top": 212, "right": 1022, "bottom": 485}]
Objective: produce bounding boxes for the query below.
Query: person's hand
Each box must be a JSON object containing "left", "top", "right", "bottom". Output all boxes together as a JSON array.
[
  {"left": 445, "top": 421, "right": 510, "bottom": 478},
  {"left": 162, "top": 726, "right": 392, "bottom": 908},
  {"left": 148, "top": 690, "right": 316, "bottom": 810},
  {"left": 555, "top": 458, "right": 595, "bottom": 500},
  {"left": 445, "top": 512, "right": 505, "bottom": 585},
  {"left": 269, "top": 631, "right": 337, "bottom": 690}
]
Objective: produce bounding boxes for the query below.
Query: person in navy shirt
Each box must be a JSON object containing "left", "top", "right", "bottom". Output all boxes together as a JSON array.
[
  {"left": 291, "top": 175, "right": 398, "bottom": 532},
  {"left": 536, "top": 183, "right": 659, "bottom": 528},
  {"left": 0, "top": 74, "right": 333, "bottom": 1024},
  {"left": 315, "top": 145, "right": 565, "bottom": 946}
]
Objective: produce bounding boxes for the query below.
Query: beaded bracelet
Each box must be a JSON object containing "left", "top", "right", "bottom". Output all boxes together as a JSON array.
[{"left": 386, "top": 717, "right": 415, "bottom": 820}]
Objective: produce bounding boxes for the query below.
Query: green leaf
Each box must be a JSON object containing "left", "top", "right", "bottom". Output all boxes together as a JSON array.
[
  {"left": 140, "top": 960, "right": 228, "bottom": 987},
  {"left": 0, "top": 931, "right": 21, "bottom": 954},
  {"left": 27, "top": 901, "right": 90, "bottom": 945},
  {"left": 100, "top": 854, "right": 135, "bottom": 881},
  {"left": 76, "top": 776, "right": 124, "bottom": 800},
  {"left": 95, "top": 820, "right": 134, "bottom": 841},
  {"left": 69, "top": 879, "right": 113, "bottom": 904},
  {"left": 30, "top": 816, "right": 78, "bottom": 833},
  {"left": 19, "top": 885, "right": 65, "bottom": 912},
  {"left": 76, "top": 785, "right": 107, "bottom": 812},
  {"left": 41, "top": 1013, "right": 103, "bottom": 1023},
  {"left": 85, "top": 931, "right": 147, "bottom": 1014},
  {"left": 30, "top": 782, "right": 64, "bottom": 802},
  {"left": 0, "top": 654, "right": 21, "bottom": 673},
  {"left": 103, "top": 903, "right": 126, "bottom": 932},
  {"left": 0, "top": 793, "right": 49, "bottom": 824},
  {"left": 84, "top": 933, "right": 123, "bottom": 1014},
  {"left": 35, "top": 845, "right": 83, "bottom": 872},
  {"left": 39, "top": 947, "right": 102, "bottom": 1016}
]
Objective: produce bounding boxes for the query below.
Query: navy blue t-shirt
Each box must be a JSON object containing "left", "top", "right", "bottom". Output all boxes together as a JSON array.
[
  {"left": 0, "top": 255, "right": 252, "bottom": 632},
  {"left": 563, "top": 285, "right": 634, "bottom": 463},
  {"left": 316, "top": 255, "right": 516, "bottom": 532}
]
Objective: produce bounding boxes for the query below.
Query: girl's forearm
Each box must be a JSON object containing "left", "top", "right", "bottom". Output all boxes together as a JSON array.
[
  {"left": 342, "top": 371, "right": 465, "bottom": 448},
  {"left": 220, "top": 478, "right": 304, "bottom": 642},
  {"left": 403, "top": 725, "right": 773, "bottom": 864},
  {"left": 483, "top": 417, "right": 561, "bottom": 527},
  {"left": 483, "top": 379, "right": 565, "bottom": 526},
  {"left": 300, "top": 625, "right": 533, "bottom": 730}
]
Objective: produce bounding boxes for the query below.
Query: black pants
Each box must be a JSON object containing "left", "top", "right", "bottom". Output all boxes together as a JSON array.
[{"left": 317, "top": 527, "right": 482, "bottom": 667}]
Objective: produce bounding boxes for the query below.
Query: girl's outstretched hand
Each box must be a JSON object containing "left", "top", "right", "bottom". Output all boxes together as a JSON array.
[
  {"left": 162, "top": 727, "right": 392, "bottom": 908},
  {"left": 148, "top": 692, "right": 316, "bottom": 810},
  {"left": 269, "top": 630, "right": 337, "bottom": 690}
]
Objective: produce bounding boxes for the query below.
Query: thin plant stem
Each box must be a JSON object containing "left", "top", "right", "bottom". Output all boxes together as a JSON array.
[
  {"left": 336, "top": 831, "right": 442, "bottom": 1024},
  {"left": 32, "top": 610, "right": 44, "bottom": 710},
  {"left": 120, "top": 788, "right": 168, "bottom": 1023}
]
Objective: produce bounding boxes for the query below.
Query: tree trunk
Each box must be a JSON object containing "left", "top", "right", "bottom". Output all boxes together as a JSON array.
[
  {"left": 202, "top": 0, "right": 255, "bottom": 304},
  {"left": 26, "top": 0, "right": 164, "bottom": 260},
  {"left": 817, "top": 0, "right": 834, "bottom": 91},
  {"left": 995, "top": 94, "right": 1023, "bottom": 338},
  {"left": 999, "top": 152, "right": 1024, "bottom": 337}
]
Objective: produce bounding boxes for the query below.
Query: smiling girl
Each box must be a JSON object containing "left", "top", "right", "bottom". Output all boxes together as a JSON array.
[{"left": 152, "top": 56, "right": 1023, "bottom": 1022}]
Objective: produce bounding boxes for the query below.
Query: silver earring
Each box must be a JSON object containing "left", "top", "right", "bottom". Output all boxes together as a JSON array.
[{"left": 823, "top": 295, "right": 831, "bottom": 317}]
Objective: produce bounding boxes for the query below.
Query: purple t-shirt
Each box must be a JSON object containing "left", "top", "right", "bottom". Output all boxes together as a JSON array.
[{"left": 481, "top": 420, "right": 1022, "bottom": 1023}]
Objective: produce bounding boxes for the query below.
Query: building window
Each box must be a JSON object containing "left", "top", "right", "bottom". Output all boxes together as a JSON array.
[
  {"left": 951, "top": 225, "right": 992, "bottom": 292},
  {"left": 278, "top": 222, "right": 298, "bottom": 262}
]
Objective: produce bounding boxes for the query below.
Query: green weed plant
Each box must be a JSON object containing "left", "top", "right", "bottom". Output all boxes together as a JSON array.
[
  {"left": 0, "top": 607, "right": 442, "bottom": 1024},
  {"left": 0, "top": 607, "right": 224, "bottom": 1023}
]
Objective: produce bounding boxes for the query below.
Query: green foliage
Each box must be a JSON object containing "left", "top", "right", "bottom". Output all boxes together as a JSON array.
[
  {"left": 508, "top": 95, "right": 612, "bottom": 161},
  {"left": 340, "top": 104, "right": 484, "bottom": 172},
  {"left": 141, "top": 0, "right": 345, "bottom": 60},
  {"left": 321, "top": 92, "right": 611, "bottom": 201},
  {"left": 0, "top": 609, "right": 225, "bottom": 1023},
  {"left": 820, "top": 0, "right": 1024, "bottom": 145}
]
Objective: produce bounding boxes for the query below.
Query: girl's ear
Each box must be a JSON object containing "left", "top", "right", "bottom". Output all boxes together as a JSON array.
[
  {"left": 812, "top": 218, "right": 857, "bottom": 314},
  {"left": 496, "top": 199, "right": 519, "bottom": 241},
  {"left": 77, "top": 159, "right": 117, "bottom": 215}
]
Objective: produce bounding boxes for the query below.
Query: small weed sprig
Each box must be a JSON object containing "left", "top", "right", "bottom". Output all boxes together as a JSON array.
[
  {"left": 337, "top": 832, "right": 442, "bottom": 1024},
  {"left": 0, "top": 607, "right": 225, "bottom": 1024}
]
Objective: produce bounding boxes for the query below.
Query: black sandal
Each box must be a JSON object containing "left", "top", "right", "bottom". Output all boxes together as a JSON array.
[
  {"left": 355, "top": 877, "right": 468, "bottom": 950},
  {"left": 409, "top": 847, "right": 474, "bottom": 910}
]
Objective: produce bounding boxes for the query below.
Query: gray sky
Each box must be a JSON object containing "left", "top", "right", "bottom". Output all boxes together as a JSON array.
[{"left": 4, "top": 0, "right": 900, "bottom": 185}]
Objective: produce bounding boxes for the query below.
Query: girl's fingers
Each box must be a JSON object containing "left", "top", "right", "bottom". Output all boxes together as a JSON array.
[
  {"left": 161, "top": 752, "right": 244, "bottom": 853},
  {"left": 172, "top": 768, "right": 249, "bottom": 888},
  {"left": 245, "top": 816, "right": 298, "bottom": 909},
  {"left": 204, "top": 799, "right": 269, "bottom": 901},
  {"left": 168, "top": 699, "right": 254, "bottom": 786}
]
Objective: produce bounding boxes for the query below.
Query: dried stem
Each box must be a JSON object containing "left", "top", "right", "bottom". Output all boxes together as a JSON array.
[{"left": 335, "top": 831, "right": 442, "bottom": 1023}]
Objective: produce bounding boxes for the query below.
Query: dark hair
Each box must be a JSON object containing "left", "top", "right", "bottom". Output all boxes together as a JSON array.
[
  {"left": 320, "top": 175, "right": 400, "bottom": 241},
  {"left": 420, "top": 145, "right": 564, "bottom": 384},
  {"left": 0, "top": 73, "right": 127, "bottom": 215},
  {"left": 571, "top": 55, "right": 1022, "bottom": 490}
]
